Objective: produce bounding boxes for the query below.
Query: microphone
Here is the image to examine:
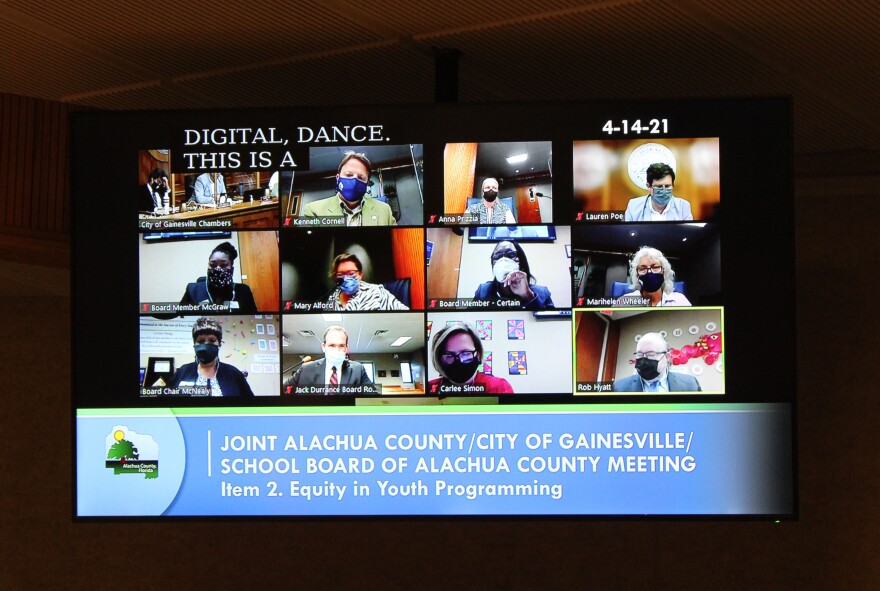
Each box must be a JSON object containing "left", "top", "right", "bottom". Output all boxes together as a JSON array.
[{"left": 282, "top": 355, "right": 312, "bottom": 375}]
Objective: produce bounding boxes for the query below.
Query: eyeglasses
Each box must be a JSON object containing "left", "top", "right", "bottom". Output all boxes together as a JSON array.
[
  {"left": 651, "top": 184, "right": 673, "bottom": 190},
  {"left": 634, "top": 350, "right": 667, "bottom": 360},
  {"left": 335, "top": 272, "right": 359, "bottom": 280},
  {"left": 491, "top": 250, "right": 519, "bottom": 262},
  {"left": 440, "top": 350, "right": 478, "bottom": 364},
  {"left": 636, "top": 264, "right": 663, "bottom": 275}
]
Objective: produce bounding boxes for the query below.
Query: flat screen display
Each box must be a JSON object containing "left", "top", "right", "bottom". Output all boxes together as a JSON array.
[{"left": 72, "top": 99, "right": 795, "bottom": 518}]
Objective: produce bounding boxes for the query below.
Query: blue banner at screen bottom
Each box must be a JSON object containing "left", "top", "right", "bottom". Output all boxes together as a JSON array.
[{"left": 76, "top": 405, "right": 793, "bottom": 517}]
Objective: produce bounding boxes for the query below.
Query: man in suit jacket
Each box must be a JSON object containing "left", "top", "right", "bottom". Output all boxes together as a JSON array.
[
  {"left": 139, "top": 168, "right": 170, "bottom": 213},
  {"left": 284, "top": 326, "right": 376, "bottom": 395},
  {"left": 300, "top": 150, "right": 396, "bottom": 226},
  {"left": 612, "top": 332, "right": 702, "bottom": 393}
]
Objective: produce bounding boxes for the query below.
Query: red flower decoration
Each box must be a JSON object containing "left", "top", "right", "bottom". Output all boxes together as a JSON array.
[{"left": 681, "top": 344, "right": 700, "bottom": 359}]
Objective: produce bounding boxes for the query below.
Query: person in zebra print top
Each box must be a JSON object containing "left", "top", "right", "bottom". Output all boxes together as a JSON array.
[{"left": 325, "top": 253, "right": 409, "bottom": 311}]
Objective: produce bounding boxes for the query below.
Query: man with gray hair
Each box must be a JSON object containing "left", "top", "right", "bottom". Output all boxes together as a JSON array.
[{"left": 612, "top": 332, "right": 702, "bottom": 392}]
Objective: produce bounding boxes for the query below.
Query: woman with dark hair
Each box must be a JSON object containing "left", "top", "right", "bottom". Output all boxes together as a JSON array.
[
  {"left": 180, "top": 241, "right": 258, "bottom": 313},
  {"left": 473, "top": 240, "right": 555, "bottom": 310},
  {"left": 325, "top": 253, "right": 408, "bottom": 311},
  {"left": 427, "top": 323, "right": 513, "bottom": 394},
  {"left": 168, "top": 317, "right": 254, "bottom": 397}
]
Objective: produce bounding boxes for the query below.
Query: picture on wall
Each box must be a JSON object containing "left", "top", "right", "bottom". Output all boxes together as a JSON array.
[
  {"left": 508, "top": 351, "right": 527, "bottom": 375},
  {"left": 476, "top": 320, "right": 492, "bottom": 340},
  {"left": 507, "top": 319, "right": 525, "bottom": 340},
  {"left": 480, "top": 351, "right": 493, "bottom": 375}
]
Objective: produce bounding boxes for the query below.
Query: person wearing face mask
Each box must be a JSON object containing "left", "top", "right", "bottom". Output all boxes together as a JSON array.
[
  {"left": 283, "top": 326, "right": 375, "bottom": 394},
  {"left": 168, "top": 317, "right": 254, "bottom": 397},
  {"left": 427, "top": 323, "right": 513, "bottom": 394},
  {"left": 613, "top": 332, "right": 702, "bottom": 392},
  {"left": 624, "top": 163, "right": 693, "bottom": 222},
  {"left": 465, "top": 178, "right": 516, "bottom": 224},
  {"left": 301, "top": 151, "right": 396, "bottom": 226},
  {"left": 617, "top": 246, "right": 691, "bottom": 307},
  {"left": 139, "top": 168, "right": 171, "bottom": 213},
  {"left": 180, "top": 242, "right": 258, "bottom": 313},
  {"left": 325, "top": 253, "right": 408, "bottom": 311},
  {"left": 473, "top": 240, "right": 555, "bottom": 310}
]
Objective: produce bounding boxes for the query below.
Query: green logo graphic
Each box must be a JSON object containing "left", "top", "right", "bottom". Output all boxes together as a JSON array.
[{"left": 105, "top": 426, "right": 159, "bottom": 479}]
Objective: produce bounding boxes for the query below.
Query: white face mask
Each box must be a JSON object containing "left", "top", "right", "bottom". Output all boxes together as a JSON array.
[
  {"left": 493, "top": 257, "right": 520, "bottom": 283},
  {"left": 324, "top": 348, "right": 346, "bottom": 368}
]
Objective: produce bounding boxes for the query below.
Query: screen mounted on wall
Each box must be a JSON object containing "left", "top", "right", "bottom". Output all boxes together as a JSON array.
[{"left": 71, "top": 99, "right": 795, "bottom": 518}]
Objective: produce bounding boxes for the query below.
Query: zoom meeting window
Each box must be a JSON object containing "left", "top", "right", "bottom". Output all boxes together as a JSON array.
[{"left": 73, "top": 100, "right": 795, "bottom": 518}]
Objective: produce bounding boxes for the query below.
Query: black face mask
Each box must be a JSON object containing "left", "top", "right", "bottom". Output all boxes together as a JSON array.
[
  {"left": 441, "top": 359, "right": 480, "bottom": 384},
  {"left": 208, "top": 266, "right": 234, "bottom": 289},
  {"left": 483, "top": 190, "right": 498, "bottom": 202},
  {"left": 639, "top": 271, "right": 664, "bottom": 293},
  {"left": 634, "top": 357, "right": 661, "bottom": 381},
  {"left": 194, "top": 343, "right": 219, "bottom": 364}
]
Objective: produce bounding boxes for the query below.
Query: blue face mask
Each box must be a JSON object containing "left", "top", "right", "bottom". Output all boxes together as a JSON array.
[
  {"left": 337, "top": 176, "right": 368, "bottom": 202},
  {"left": 339, "top": 275, "right": 360, "bottom": 295},
  {"left": 194, "top": 343, "right": 219, "bottom": 364},
  {"left": 651, "top": 187, "right": 673, "bottom": 206}
]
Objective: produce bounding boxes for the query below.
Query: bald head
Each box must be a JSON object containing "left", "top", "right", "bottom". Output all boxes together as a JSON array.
[{"left": 637, "top": 332, "right": 668, "bottom": 354}]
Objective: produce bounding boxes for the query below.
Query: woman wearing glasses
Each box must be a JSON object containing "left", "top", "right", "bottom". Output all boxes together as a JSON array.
[
  {"left": 428, "top": 323, "right": 513, "bottom": 394},
  {"left": 473, "top": 240, "right": 555, "bottom": 310},
  {"left": 325, "top": 253, "right": 409, "bottom": 311},
  {"left": 617, "top": 246, "right": 691, "bottom": 306}
]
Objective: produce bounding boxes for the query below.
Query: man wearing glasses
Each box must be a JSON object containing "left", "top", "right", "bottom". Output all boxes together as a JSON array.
[
  {"left": 613, "top": 332, "right": 702, "bottom": 392},
  {"left": 325, "top": 253, "right": 408, "bottom": 311},
  {"left": 284, "top": 326, "right": 376, "bottom": 394},
  {"left": 624, "top": 163, "right": 693, "bottom": 222}
]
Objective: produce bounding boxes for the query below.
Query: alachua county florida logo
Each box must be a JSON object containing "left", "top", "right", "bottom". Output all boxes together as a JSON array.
[{"left": 105, "top": 425, "right": 159, "bottom": 479}]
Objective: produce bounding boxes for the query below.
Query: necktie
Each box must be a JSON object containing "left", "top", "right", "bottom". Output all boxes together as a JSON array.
[
  {"left": 329, "top": 366, "right": 338, "bottom": 394},
  {"left": 646, "top": 380, "right": 659, "bottom": 392}
]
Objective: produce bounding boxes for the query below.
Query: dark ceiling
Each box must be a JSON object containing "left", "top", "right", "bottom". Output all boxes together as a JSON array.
[{"left": 1, "top": 0, "right": 878, "bottom": 164}]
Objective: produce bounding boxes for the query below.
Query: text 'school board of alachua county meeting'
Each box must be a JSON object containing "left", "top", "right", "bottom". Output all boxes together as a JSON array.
[{"left": 71, "top": 99, "right": 795, "bottom": 518}]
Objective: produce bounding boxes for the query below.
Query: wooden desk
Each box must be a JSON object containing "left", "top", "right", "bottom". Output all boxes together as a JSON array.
[
  {"left": 380, "top": 384, "right": 426, "bottom": 395},
  {"left": 153, "top": 199, "right": 280, "bottom": 228}
]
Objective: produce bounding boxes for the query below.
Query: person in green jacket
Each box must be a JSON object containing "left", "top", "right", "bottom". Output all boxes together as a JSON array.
[{"left": 301, "top": 151, "right": 396, "bottom": 226}]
